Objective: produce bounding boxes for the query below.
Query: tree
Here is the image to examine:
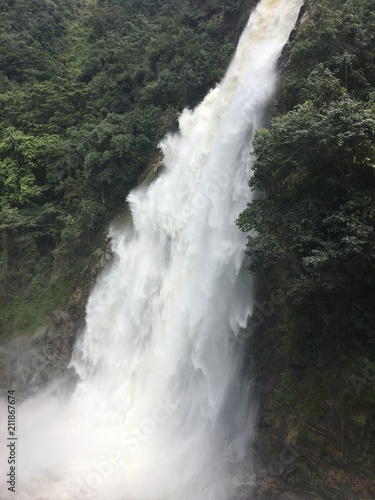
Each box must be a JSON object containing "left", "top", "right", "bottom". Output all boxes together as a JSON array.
[{"left": 0, "top": 127, "right": 59, "bottom": 208}]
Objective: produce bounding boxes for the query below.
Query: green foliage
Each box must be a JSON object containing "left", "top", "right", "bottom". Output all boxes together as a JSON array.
[
  {"left": 238, "top": 0, "right": 375, "bottom": 342},
  {"left": 238, "top": 0, "right": 375, "bottom": 460},
  {"left": 0, "top": 79, "right": 88, "bottom": 135},
  {"left": 0, "top": 0, "right": 73, "bottom": 83},
  {"left": 279, "top": 0, "right": 375, "bottom": 109},
  {"left": 0, "top": 127, "right": 60, "bottom": 207}
]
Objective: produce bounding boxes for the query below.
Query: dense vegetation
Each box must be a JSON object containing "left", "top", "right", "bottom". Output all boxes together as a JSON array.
[
  {"left": 0, "top": 0, "right": 256, "bottom": 335},
  {"left": 238, "top": 0, "right": 375, "bottom": 471}
]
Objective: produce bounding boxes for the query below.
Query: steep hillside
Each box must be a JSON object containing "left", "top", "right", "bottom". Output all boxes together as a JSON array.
[{"left": 239, "top": 0, "right": 375, "bottom": 497}]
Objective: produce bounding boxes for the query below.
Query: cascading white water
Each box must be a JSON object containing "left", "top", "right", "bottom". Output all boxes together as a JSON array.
[{"left": 0, "top": 1, "right": 302, "bottom": 498}]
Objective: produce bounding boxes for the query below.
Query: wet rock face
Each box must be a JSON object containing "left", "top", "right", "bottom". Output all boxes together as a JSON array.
[
  {"left": 277, "top": 3, "right": 309, "bottom": 72},
  {"left": 0, "top": 312, "right": 79, "bottom": 400},
  {"left": 0, "top": 240, "right": 113, "bottom": 399},
  {"left": 249, "top": 326, "right": 375, "bottom": 500}
]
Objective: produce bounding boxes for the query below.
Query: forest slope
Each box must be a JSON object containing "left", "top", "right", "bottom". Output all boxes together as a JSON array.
[{"left": 239, "top": 1, "right": 375, "bottom": 497}]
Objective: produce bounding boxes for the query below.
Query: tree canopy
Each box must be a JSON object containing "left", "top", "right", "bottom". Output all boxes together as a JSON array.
[{"left": 237, "top": 0, "right": 375, "bottom": 457}]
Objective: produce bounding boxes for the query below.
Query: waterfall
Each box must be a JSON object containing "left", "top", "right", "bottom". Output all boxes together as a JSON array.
[{"left": 0, "top": 1, "right": 302, "bottom": 498}]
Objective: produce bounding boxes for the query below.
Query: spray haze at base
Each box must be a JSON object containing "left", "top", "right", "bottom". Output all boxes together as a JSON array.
[{"left": 0, "top": 0, "right": 303, "bottom": 498}]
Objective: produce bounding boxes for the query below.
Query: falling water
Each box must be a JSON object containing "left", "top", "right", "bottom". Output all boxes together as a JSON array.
[{"left": 0, "top": 1, "right": 302, "bottom": 498}]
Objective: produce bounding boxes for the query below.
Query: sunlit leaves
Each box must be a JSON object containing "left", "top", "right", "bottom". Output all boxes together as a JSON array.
[{"left": 0, "top": 127, "right": 59, "bottom": 208}]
